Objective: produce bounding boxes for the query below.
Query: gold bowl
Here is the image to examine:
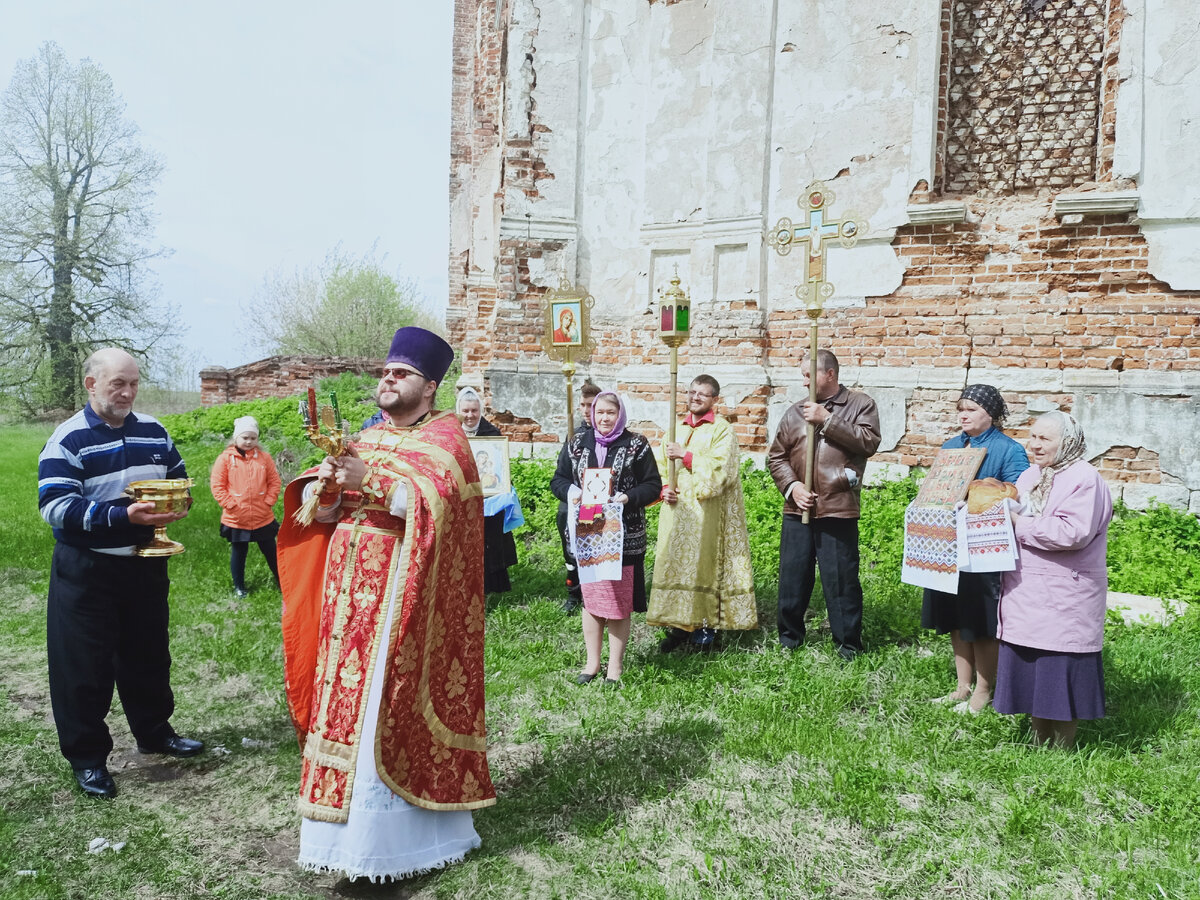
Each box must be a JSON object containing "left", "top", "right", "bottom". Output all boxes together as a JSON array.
[{"left": 126, "top": 478, "right": 193, "bottom": 557}]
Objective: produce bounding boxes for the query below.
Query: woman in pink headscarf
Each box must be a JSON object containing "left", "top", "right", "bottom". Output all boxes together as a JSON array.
[{"left": 550, "top": 390, "right": 661, "bottom": 685}]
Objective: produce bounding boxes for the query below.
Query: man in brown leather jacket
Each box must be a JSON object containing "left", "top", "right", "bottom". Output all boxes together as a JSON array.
[{"left": 767, "top": 350, "right": 881, "bottom": 660}]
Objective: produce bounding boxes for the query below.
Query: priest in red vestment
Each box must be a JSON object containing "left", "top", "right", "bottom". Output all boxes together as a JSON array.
[{"left": 278, "top": 327, "right": 495, "bottom": 882}]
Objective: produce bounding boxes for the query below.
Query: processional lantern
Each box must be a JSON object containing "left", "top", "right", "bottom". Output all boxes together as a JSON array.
[
  {"left": 658, "top": 270, "right": 691, "bottom": 343},
  {"left": 658, "top": 268, "right": 692, "bottom": 490},
  {"left": 766, "top": 181, "right": 867, "bottom": 523},
  {"left": 540, "top": 276, "right": 595, "bottom": 435}
]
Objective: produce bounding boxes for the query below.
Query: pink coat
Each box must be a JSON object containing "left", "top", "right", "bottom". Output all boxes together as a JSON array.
[{"left": 997, "top": 460, "right": 1113, "bottom": 653}]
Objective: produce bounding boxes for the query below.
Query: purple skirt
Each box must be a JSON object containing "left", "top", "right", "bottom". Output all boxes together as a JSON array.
[{"left": 994, "top": 641, "right": 1106, "bottom": 721}]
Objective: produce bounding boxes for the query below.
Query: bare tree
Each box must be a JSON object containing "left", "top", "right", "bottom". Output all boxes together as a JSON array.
[
  {"left": 246, "top": 245, "right": 439, "bottom": 359},
  {"left": 0, "top": 42, "right": 171, "bottom": 412}
]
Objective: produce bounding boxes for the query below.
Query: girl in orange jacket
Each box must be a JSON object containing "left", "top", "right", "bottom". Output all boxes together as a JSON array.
[{"left": 210, "top": 416, "right": 282, "bottom": 597}]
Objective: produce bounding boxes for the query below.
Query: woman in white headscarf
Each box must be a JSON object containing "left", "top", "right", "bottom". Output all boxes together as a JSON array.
[
  {"left": 455, "top": 387, "right": 490, "bottom": 437},
  {"left": 455, "top": 387, "right": 516, "bottom": 592},
  {"left": 994, "top": 411, "right": 1113, "bottom": 747}
]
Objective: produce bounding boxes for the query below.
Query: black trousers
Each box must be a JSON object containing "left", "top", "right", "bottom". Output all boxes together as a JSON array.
[
  {"left": 47, "top": 544, "right": 176, "bottom": 768},
  {"left": 557, "top": 501, "right": 582, "bottom": 600},
  {"left": 230, "top": 533, "right": 280, "bottom": 591},
  {"left": 777, "top": 515, "right": 864, "bottom": 658},
  {"left": 483, "top": 512, "right": 517, "bottom": 594}
]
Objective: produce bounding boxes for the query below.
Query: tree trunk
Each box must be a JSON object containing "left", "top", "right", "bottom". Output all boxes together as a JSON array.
[{"left": 46, "top": 187, "right": 78, "bottom": 410}]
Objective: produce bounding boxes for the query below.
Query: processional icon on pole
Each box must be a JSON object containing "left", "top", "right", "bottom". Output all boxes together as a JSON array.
[
  {"left": 540, "top": 276, "right": 596, "bottom": 435},
  {"left": 766, "top": 181, "right": 868, "bottom": 523}
]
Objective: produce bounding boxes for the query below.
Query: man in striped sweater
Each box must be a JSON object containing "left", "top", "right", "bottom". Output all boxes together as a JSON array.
[{"left": 38, "top": 348, "right": 203, "bottom": 798}]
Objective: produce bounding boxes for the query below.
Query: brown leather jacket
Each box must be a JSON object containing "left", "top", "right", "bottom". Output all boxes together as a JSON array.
[{"left": 767, "top": 386, "right": 881, "bottom": 519}]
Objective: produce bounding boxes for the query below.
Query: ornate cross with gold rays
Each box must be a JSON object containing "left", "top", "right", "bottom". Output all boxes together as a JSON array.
[{"left": 766, "top": 182, "right": 867, "bottom": 523}]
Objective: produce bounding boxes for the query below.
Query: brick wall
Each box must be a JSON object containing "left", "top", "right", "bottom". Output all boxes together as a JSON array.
[
  {"left": 1093, "top": 446, "right": 1169, "bottom": 484},
  {"left": 450, "top": 0, "right": 566, "bottom": 362},
  {"left": 838, "top": 198, "right": 1198, "bottom": 375},
  {"left": 1096, "top": 0, "right": 1125, "bottom": 181},
  {"left": 199, "top": 356, "right": 381, "bottom": 407}
]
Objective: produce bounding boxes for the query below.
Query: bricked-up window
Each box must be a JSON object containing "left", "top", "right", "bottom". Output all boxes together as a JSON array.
[{"left": 942, "top": 0, "right": 1107, "bottom": 194}]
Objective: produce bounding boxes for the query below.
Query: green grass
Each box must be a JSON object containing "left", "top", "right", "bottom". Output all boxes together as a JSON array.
[{"left": 2, "top": 423, "right": 1199, "bottom": 899}]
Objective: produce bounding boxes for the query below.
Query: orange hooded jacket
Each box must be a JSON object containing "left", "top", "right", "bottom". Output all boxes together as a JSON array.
[{"left": 210, "top": 445, "right": 282, "bottom": 530}]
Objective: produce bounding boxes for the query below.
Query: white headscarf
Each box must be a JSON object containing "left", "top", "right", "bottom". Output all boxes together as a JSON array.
[
  {"left": 456, "top": 387, "right": 484, "bottom": 436},
  {"left": 1027, "top": 411, "right": 1086, "bottom": 515}
]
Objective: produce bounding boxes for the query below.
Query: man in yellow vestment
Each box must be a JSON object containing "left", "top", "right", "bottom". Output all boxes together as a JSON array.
[
  {"left": 648, "top": 374, "right": 757, "bottom": 651},
  {"left": 278, "top": 327, "right": 495, "bottom": 882}
]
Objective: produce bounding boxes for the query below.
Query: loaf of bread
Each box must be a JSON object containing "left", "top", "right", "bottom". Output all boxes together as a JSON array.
[{"left": 966, "top": 478, "right": 1018, "bottom": 514}]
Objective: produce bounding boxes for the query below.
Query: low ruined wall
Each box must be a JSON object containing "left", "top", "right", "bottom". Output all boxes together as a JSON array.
[{"left": 199, "top": 356, "right": 382, "bottom": 407}]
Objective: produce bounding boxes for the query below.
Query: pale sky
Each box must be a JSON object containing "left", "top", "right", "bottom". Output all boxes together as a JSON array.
[{"left": 0, "top": 1, "right": 452, "bottom": 375}]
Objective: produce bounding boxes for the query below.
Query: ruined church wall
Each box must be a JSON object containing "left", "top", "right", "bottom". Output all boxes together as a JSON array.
[{"left": 449, "top": 0, "right": 1200, "bottom": 513}]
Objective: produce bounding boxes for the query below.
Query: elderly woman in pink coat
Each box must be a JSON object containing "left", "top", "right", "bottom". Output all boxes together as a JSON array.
[{"left": 994, "top": 411, "right": 1113, "bottom": 747}]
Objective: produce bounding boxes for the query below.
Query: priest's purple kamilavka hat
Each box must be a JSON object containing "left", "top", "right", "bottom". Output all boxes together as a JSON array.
[{"left": 385, "top": 327, "right": 454, "bottom": 384}]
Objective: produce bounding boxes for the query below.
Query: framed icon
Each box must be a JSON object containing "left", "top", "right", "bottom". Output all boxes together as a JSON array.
[
  {"left": 468, "top": 436, "right": 511, "bottom": 497},
  {"left": 541, "top": 278, "right": 594, "bottom": 359},
  {"left": 550, "top": 300, "right": 583, "bottom": 346},
  {"left": 581, "top": 467, "right": 612, "bottom": 505}
]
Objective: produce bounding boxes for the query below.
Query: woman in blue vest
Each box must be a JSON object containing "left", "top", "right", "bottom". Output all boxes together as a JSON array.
[{"left": 923, "top": 384, "right": 1029, "bottom": 713}]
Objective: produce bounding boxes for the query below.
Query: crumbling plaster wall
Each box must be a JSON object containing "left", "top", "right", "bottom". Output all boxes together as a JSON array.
[
  {"left": 1075, "top": 384, "right": 1200, "bottom": 513},
  {"left": 575, "top": 0, "right": 938, "bottom": 316},
  {"left": 1119, "top": 0, "right": 1200, "bottom": 289}
]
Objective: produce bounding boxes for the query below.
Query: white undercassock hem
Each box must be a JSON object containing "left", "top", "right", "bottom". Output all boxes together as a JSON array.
[{"left": 297, "top": 535, "right": 480, "bottom": 882}]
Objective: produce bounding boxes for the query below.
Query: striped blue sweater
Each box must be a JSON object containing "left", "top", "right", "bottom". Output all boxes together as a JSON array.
[{"left": 38, "top": 404, "right": 187, "bottom": 552}]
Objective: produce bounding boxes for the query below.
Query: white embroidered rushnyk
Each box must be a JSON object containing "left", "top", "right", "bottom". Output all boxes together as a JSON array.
[
  {"left": 567, "top": 500, "right": 625, "bottom": 584},
  {"left": 296, "top": 547, "right": 481, "bottom": 882},
  {"left": 957, "top": 498, "right": 1020, "bottom": 573},
  {"left": 901, "top": 503, "right": 960, "bottom": 593}
]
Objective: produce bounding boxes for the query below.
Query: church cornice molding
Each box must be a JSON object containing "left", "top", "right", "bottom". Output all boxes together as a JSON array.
[
  {"left": 905, "top": 202, "right": 968, "bottom": 225},
  {"left": 498, "top": 215, "right": 578, "bottom": 242},
  {"left": 1052, "top": 190, "right": 1140, "bottom": 219},
  {"left": 639, "top": 214, "right": 764, "bottom": 244}
]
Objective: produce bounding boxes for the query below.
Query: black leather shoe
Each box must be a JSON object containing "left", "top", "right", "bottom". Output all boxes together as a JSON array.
[
  {"left": 658, "top": 629, "right": 688, "bottom": 653},
  {"left": 137, "top": 734, "right": 204, "bottom": 758},
  {"left": 74, "top": 766, "right": 117, "bottom": 798}
]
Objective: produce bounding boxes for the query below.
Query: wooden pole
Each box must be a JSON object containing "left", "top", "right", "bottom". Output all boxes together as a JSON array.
[
  {"left": 564, "top": 349, "right": 576, "bottom": 435},
  {"left": 802, "top": 316, "right": 819, "bottom": 525},
  {"left": 668, "top": 345, "right": 679, "bottom": 490}
]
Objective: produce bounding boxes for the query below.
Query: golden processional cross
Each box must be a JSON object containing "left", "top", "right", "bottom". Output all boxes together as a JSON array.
[{"left": 766, "top": 182, "right": 867, "bottom": 523}]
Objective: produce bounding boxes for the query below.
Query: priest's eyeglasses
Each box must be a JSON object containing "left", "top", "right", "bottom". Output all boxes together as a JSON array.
[
  {"left": 380, "top": 365, "right": 424, "bottom": 382},
  {"left": 687, "top": 390, "right": 714, "bottom": 398}
]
